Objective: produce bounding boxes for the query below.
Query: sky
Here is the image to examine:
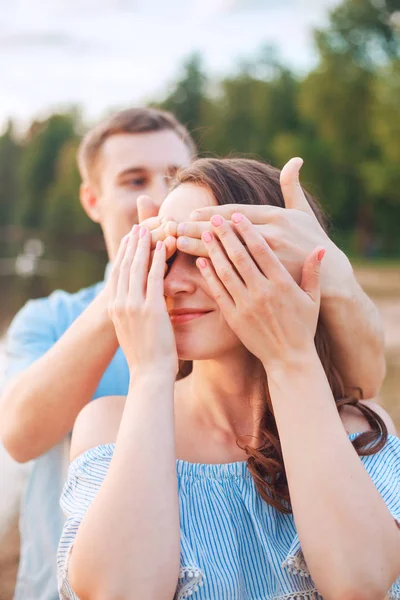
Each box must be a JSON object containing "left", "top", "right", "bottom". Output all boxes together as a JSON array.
[{"left": 0, "top": 0, "right": 342, "bottom": 131}]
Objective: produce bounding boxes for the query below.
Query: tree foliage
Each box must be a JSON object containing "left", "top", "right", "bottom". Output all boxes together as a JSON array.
[{"left": 1, "top": 0, "right": 399, "bottom": 256}]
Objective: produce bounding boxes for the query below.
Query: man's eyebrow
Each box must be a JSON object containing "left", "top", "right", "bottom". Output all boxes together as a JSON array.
[{"left": 117, "top": 167, "right": 148, "bottom": 178}]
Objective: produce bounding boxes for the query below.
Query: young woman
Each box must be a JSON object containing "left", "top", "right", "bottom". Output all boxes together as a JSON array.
[{"left": 58, "top": 158, "right": 400, "bottom": 600}]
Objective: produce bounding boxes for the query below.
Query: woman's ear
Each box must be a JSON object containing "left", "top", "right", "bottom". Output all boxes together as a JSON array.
[{"left": 80, "top": 183, "right": 101, "bottom": 223}]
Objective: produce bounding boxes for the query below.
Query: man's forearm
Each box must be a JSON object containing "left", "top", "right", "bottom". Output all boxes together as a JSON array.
[
  {"left": 0, "top": 291, "right": 119, "bottom": 462},
  {"left": 320, "top": 274, "right": 385, "bottom": 399}
]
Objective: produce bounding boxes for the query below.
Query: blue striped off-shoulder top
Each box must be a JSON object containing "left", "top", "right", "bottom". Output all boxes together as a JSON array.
[{"left": 58, "top": 433, "right": 400, "bottom": 600}]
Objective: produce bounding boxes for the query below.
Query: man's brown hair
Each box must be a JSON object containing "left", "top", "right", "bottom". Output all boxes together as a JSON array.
[{"left": 77, "top": 107, "right": 197, "bottom": 187}]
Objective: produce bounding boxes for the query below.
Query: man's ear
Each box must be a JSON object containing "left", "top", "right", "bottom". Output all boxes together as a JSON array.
[{"left": 80, "top": 183, "right": 101, "bottom": 223}]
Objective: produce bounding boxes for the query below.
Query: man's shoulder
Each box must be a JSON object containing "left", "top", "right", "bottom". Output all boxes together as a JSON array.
[{"left": 10, "top": 280, "right": 105, "bottom": 335}]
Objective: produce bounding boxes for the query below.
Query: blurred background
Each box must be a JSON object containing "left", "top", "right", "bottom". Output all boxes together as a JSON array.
[{"left": 0, "top": 0, "right": 399, "bottom": 597}]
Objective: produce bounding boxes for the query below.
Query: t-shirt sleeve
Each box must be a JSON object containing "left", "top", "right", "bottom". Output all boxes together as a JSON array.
[
  {"left": 283, "top": 434, "right": 400, "bottom": 599},
  {"left": 57, "top": 443, "right": 115, "bottom": 600},
  {"left": 1, "top": 297, "right": 57, "bottom": 388}
]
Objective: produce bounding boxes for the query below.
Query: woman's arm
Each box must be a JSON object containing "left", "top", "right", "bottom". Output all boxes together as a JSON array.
[
  {"left": 66, "top": 227, "right": 180, "bottom": 600},
  {"left": 195, "top": 212, "right": 399, "bottom": 600},
  {"left": 68, "top": 372, "right": 180, "bottom": 600},
  {"left": 268, "top": 355, "right": 400, "bottom": 600}
]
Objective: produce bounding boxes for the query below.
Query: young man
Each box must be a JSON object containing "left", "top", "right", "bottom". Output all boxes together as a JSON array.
[{"left": 0, "top": 107, "right": 386, "bottom": 600}]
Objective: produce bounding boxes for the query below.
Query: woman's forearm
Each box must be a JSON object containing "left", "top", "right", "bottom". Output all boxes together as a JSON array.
[
  {"left": 69, "top": 369, "right": 180, "bottom": 600},
  {"left": 267, "top": 352, "right": 400, "bottom": 600}
]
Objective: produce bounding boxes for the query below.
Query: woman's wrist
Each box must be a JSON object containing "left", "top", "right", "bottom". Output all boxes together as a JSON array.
[
  {"left": 129, "top": 362, "right": 176, "bottom": 387},
  {"left": 262, "top": 345, "right": 321, "bottom": 381}
]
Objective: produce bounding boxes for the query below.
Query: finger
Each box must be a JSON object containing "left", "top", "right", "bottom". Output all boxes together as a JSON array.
[
  {"left": 177, "top": 221, "right": 210, "bottom": 239},
  {"left": 150, "top": 225, "right": 168, "bottom": 249},
  {"left": 176, "top": 235, "right": 208, "bottom": 257},
  {"left": 201, "top": 230, "right": 246, "bottom": 301},
  {"left": 164, "top": 235, "right": 177, "bottom": 260},
  {"left": 231, "top": 213, "right": 291, "bottom": 282},
  {"left": 117, "top": 225, "right": 140, "bottom": 300},
  {"left": 147, "top": 241, "right": 167, "bottom": 303},
  {"left": 110, "top": 232, "right": 130, "bottom": 299},
  {"left": 129, "top": 227, "right": 151, "bottom": 299},
  {"left": 137, "top": 195, "right": 159, "bottom": 222},
  {"left": 280, "top": 157, "right": 314, "bottom": 217},
  {"left": 196, "top": 257, "right": 235, "bottom": 313},
  {"left": 140, "top": 215, "right": 162, "bottom": 231},
  {"left": 210, "top": 215, "right": 263, "bottom": 289},
  {"left": 300, "top": 247, "right": 325, "bottom": 304},
  {"left": 190, "top": 204, "right": 281, "bottom": 224}
]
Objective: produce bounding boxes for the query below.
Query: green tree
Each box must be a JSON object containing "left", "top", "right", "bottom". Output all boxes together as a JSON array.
[
  {"left": 45, "top": 138, "right": 100, "bottom": 236},
  {"left": 158, "top": 53, "right": 208, "bottom": 149},
  {"left": 18, "top": 113, "right": 79, "bottom": 229},
  {"left": 0, "top": 121, "right": 21, "bottom": 227}
]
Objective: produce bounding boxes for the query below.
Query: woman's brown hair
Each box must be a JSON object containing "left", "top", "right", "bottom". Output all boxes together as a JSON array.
[{"left": 175, "top": 157, "right": 388, "bottom": 514}]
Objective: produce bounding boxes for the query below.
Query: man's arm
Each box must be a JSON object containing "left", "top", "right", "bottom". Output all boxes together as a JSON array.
[
  {"left": 320, "top": 267, "right": 385, "bottom": 399},
  {"left": 179, "top": 157, "right": 386, "bottom": 398},
  {"left": 0, "top": 288, "right": 119, "bottom": 463}
]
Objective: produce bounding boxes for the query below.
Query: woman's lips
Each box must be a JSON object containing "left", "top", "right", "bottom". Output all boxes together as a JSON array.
[{"left": 169, "top": 311, "right": 212, "bottom": 324}]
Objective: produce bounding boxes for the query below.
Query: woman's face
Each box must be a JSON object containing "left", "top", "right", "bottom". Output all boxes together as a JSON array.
[{"left": 159, "top": 183, "right": 245, "bottom": 361}]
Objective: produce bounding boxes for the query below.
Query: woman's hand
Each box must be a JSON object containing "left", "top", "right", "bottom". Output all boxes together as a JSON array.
[
  {"left": 196, "top": 213, "right": 325, "bottom": 372},
  {"left": 108, "top": 225, "right": 178, "bottom": 375}
]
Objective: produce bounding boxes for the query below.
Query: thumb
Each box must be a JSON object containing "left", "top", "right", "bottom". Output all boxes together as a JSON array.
[
  {"left": 300, "top": 247, "right": 325, "bottom": 304},
  {"left": 280, "top": 157, "right": 314, "bottom": 216},
  {"left": 137, "top": 195, "right": 159, "bottom": 223}
]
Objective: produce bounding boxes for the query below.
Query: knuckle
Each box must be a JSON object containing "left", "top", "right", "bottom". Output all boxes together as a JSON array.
[
  {"left": 251, "top": 241, "right": 268, "bottom": 256},
  {"left": 231, "top": 249, "right": 247, "bottom": 266},
  {"left": 218, "top": 266, "right": 232, "bottom": 283}
]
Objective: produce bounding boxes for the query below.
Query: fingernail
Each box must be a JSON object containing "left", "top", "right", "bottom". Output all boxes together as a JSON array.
[
  {"left": 211, "top": 215, "right": 223, "bottom": 227},
  {"left": 177, "top": 223, "right": 186, "bottom": 235},
  {"left": 191, "top": 211, "right": 201, "bottom": 221},
  {"left": 198, "top": 258, "right": 207, "bottom": 269},
  {"left": 318, "top": 248, "right": 326, "bottom": 262},
  {"left": 132, "top": 224, "right": 139, "bottom": 234},
  {"left": 232, "top": 213, "right": 243, "bottom": 224},
  {"left": 156, "top": 240, "right": 163, "bottom": 250},
  {"left": 177, "top": 237, "right": 187, "bottom": 249},
  {"left": 139, "top": 227, "right": 147, "bottom": 238},
  {"left": 203, "top": 231, "right": 213, "bottom": 243}
]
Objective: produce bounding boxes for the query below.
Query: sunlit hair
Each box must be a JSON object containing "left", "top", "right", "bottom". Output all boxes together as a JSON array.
[
  {"left": 176, "top": 157, "right": 387, "bottom": 514},
  {"left": 77, "top": 107, "right": 197, "bottom": 189}
]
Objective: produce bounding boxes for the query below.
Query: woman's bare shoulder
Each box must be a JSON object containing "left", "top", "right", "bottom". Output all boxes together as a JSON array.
[
  {"left": 70, "top": 396, "right": 126, "bottom": 463},
  {"left": 341, "top": 399, "right": 397, "bottom": 436}
]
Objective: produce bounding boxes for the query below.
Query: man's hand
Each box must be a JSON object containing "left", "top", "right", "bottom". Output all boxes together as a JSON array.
[
  {"left": 137, "top": 195, "right": 177, "bottom": 260},
  {"left": 174, "top": 158, "right": 355, "bottom": 298}
]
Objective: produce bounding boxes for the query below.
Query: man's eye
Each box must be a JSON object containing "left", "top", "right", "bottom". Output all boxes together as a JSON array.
[{"left": 128, "top": 178, "right": 147, "bottom": 187}]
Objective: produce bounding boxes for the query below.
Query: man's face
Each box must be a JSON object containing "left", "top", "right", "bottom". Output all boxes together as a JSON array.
[{"left": 91, "top": 130, "right": 192, "bottom": 260}]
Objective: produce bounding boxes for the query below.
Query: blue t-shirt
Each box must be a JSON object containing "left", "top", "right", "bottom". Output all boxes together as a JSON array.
[
  {"left": 2, "top": 273, "right": 130, "bottom": 600},
  {"left": 58, "top": 434, "right": 400, "bottom": 600}
]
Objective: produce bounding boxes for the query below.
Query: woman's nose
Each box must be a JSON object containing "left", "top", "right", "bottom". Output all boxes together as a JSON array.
[{"left": 163, "top": 253, "right": 197, "bottom": 297}]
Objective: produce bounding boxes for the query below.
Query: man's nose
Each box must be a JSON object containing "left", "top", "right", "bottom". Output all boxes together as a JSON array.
[{"left": 150, "top": 175, "right": 170, "bottom": 208}]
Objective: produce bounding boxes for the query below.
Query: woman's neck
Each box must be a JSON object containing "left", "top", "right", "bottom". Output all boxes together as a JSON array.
[{"left": 180, "top": 350, "right": 266, "bottom": 444}]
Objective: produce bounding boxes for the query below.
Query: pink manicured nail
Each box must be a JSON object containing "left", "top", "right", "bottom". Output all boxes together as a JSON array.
[
  {"left": 318, "top": 248, "right": 326, "bottom": 262},
  {"left": 232, "top": 213, "right": 243, "bottom": 224},
  {"left": 203, "top": 231, "right": 213, "bottom": 243},
  {"left": 211, "top": 215, "right": 223, "bottom": 227},
  {"left": 139, "top": 227, "right": 147, "bottom": 238},
  {"left": 156, "top": 241, "right": 163, "bottom": 250},
  {"left": 198, "top": 258, "right": 207, "bottom": 269},
  {"left": 132, "top": 224, "right": 139, "bottom": 234},
  {"left": 177, "top": 223, "right": 186, "bottom": 235}
]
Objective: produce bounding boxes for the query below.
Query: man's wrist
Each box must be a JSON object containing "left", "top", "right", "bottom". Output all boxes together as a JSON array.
[{"left": 320, "top": 247, "right": 358, "bottom": 302}]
